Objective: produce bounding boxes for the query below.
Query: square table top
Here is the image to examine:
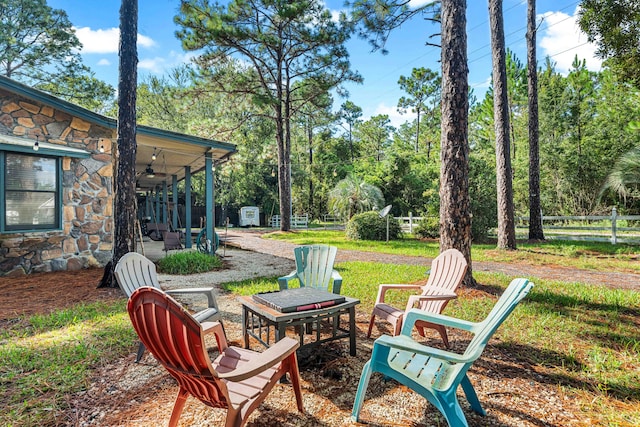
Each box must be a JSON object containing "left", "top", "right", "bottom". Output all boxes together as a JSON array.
[
  {"left": 239, "top": 290, "right": 359, "bottom": 322},
  {"left": 252, "top": 287, "right": 346, "bottom": 313}
]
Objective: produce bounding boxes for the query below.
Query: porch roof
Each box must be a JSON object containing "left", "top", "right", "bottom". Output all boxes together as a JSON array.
[{"left": 0, "top": 75, "right": 237, "bottom": 191}]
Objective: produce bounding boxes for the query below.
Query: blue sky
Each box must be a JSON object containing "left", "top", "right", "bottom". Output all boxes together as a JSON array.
[{"left": 48, "top": 0, "right": 600, "bottom": 128}]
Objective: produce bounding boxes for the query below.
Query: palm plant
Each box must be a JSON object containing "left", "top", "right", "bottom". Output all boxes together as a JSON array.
[
  {"left": 601, "top": 146, "right": 640, "bottom": 201},
  {"left": 328, "top": 175, "right": 384, "bottom": 220}
]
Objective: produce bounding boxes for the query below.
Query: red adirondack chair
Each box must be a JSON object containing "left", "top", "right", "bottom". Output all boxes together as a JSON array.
[{"left": 127, "top": 286, "right": 304, "bottom": 427}]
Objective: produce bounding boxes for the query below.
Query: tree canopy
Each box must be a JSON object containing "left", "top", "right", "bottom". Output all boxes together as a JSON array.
[
  {"left": 175, "top": 0, "right": 361, "bottom": 230},
  {"left": 578, "top": 0, "right": 640, "bottom": 86},
  {"left": 0, "top": 0, "right": 114, "bottom": 111},
  {"left": 397, "top": 67, "right": 441, "bottom": 154}
]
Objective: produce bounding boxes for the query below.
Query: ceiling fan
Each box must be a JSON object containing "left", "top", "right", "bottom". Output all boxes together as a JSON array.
[{"left": 142, "top": 164, "right": 167, "bottom": 179}]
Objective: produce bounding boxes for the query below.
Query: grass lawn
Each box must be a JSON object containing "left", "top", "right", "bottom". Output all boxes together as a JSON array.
[{"left": 263, "top": 229, "right": 640, "bottom": 273}]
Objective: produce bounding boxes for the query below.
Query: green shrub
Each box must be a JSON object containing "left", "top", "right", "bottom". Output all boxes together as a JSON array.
[
  {"left": 346, "top": 211, "right": 402, "bottom": 240},
  {"left": 414, "top": 215, "right": 440, "bottom": 239},
  {"left": 157, "top": 250, "right": 223, "bottom": 274}
]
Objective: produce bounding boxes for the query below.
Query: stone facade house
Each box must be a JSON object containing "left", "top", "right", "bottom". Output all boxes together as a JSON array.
[{"left": 0, "top": 76, "right": 235, "bottom": 277}]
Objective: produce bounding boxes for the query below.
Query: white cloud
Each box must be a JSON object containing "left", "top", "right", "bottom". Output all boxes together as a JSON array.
[
  {"left": 538, "top": 7, "right": 602, "bottom": 74},
  {"left": 371, "top": 102, "right": 408, "bottom": 129},
  {"left": 170, "top": 50, "right": 198, "bottom": 64},
  {"left": 137, "top": 34, "right": 155, "bottom": 49},
  {"left": 74, "top": 27, "right": 156, "bottom": 54},
  {"left": 138, "top": 57, "right": 166, "bottom": 73},
  {"left": 97, "top": 58, "right": 111, "bottom": 66},
  {"left": 75, "top": 27, "right": 119, "bottom": 53},
  {"left": 138, "top": 51, "right": 197, "bottom": 75}
]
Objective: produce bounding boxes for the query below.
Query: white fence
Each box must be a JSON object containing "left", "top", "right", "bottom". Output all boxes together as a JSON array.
[
  {"left": 395, "top": 208, "right": 640, "bottom": 245},
  {"left": 394, "top": 213, "right": 423, "bottom": 233},
  {"left": 275, "top": 209, "right": 640, "bottom": 244},
  {"left": 516, "top": 208, "right": 640, "bottom": 244},
  {"left": 269, "top": 214, "right": 309, "bottom": 228}
]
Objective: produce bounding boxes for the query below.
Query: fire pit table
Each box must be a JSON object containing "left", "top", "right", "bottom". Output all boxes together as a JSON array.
[{"left": 239, "top": 288, "right": 360, "bottom": 356}]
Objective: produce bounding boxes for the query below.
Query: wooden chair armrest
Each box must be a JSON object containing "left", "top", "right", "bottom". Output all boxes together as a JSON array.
[
  {"left": 218, "top": 337, "right": 300, "bottom": 382},
  {"left": 375, "top": 284, "right": 423, "bottom": 305},
  {"left": 400, "top": 308, "right": 477, "bottom": 336},
  {"left": 375, "top": 334, "right": 472, "bottom": 364},
  {"left": 277, "top": 271, "right": 298, "bottom": 290},
  {"left": 404, "top": 293, "right": 457, "bottom": 312},
  {"left": 200, "top": 321, "right": 228, "bottom": 352},
  {"left": 165, "top": 287, "right": 218, "bottom": 309}
]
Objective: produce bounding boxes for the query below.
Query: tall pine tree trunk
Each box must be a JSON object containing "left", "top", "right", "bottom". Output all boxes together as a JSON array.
[
  {"left": 489, "top": 0, "right": 517, "bottom": 250},
  {"left": 104, "top": 0, "right": 138, "bottom": 287},
  {"left": 439, "top": 0, "right": 475, "bottom": 287},
  {"left": 308, "top": 121, "right": 314, "bottom": 218},
  {"left": 527, "top": 0, "right": 544, "bottom": 240}
]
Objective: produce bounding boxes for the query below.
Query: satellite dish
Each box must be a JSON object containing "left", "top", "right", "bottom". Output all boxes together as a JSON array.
[{"left": 379, "top": 204, "right": 392, "bottom": 218}]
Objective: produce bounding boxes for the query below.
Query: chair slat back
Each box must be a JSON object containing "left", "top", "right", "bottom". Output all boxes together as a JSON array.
[
  {"left": 418, "top": 249, "right": 468, "bottom": 313},
  {"left": 127, "top": 287, "right": 227, "bottom": 405},
  {"left": 463, "top": 278, "right": 534, "bottom": 360},
  {"left": 295, "top": 245, "right": 337, "bottom": 292},
  {"left": 114, "top": 252, "right": 160, "bottom": 296}
]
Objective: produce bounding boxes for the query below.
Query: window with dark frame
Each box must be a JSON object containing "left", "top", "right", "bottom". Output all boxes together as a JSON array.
[{"left": 3, "top": 152, "right": 60, "bottom": 231}]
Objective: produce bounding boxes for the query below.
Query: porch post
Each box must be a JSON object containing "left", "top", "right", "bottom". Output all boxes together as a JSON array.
[
  {"left": 154, "top": 187, "right": 160, "bottom": 224},
  {"left": 145, "top": 191, "right": 151, "bottom": 220},
  {"left": 185, "top": 166, "right": 192, "bottom": 249},
  {"left": 162, "top": 181, "right": 168, "bottom": 225},
  {"left": 205, "top": 153, "right": 214, "bottom": 254},
  {"left": 172, "top": 175, "right": 178, "bottom": 231}
]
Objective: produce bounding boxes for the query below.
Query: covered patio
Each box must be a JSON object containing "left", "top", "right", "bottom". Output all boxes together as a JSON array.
[{"left": 132, "top": 126, "right": 236, "bottom": 254}]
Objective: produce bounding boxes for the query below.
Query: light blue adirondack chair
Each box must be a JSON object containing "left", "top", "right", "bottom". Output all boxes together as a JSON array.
[
  {"left": 278, "top": 244, "right": 343, "bottom": 294},
  {"left": 352, "top": 278, "right": 534, "bottom": 427}
]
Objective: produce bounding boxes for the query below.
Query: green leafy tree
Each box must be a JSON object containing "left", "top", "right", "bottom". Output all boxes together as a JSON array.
[
  {"left": 175, "top": 0, "right": 361, "bottom": 231},
  {"left": 590, "top": 70, "right": 640, "bottom": 209},
  {"left": 536, "top": 60, "right": 640, "bottom": 216},
  {"left": 136, "top": 68, "right": 194, "bottom": 132},
  {"left": 397, "top": 67, "right": 441, "bottom": 155},
  {"left": 578, "top": 0, "right": 640, "bottom": 86},
  {"left": 0, "top": 0, "right": 114, "bottom": 111},
  {"left": 327, "top": 175, "right": 384, "bottom": 220},
  {"left": 348, "top": 0, "right": 474, "bottom": 285},
  {"left": 354, "top": 114, "right": 393, "bottom": 163},
  {"left": 290, "top": 84, "right": 335, "bottom": 219},
  {"left": 560, "top": 58, "right": 600, "bottom": 214},
  {"left": 339, "top": 100, "right": 363, "bottom": 161},
  {"left": 504, "top": 51, "right": 528, "bottom": 163}
]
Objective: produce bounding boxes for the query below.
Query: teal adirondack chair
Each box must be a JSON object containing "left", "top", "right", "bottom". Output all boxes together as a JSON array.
[
  {"left": 278, "top": 245, "right": 343, "bottom": 294},
  {"left": 352, "top": 278, "right": 534, "bottom": 427}
]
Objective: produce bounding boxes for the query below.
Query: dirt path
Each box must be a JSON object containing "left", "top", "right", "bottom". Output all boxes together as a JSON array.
[{"left": 222, "top": 229, "right": 640, "bottom": 290}]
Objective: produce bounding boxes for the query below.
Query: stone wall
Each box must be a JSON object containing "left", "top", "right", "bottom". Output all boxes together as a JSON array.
[{"left": 0, "top": 89, "right": 115, "bottom": 276}]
